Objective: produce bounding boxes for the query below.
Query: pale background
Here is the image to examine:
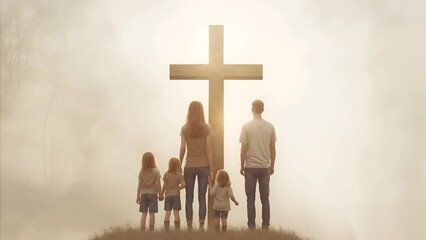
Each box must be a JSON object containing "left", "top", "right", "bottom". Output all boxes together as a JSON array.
[{"left": 1, "top": 0, "right": 425, "bottom": 240}]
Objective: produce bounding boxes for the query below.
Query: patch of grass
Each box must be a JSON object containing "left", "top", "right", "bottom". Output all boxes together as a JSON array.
[{"left": 89, "top": 226, "right": 307, "bottom": 240}]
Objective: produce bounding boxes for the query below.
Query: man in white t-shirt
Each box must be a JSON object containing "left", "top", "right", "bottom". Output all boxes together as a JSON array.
[{"left": 239, "top": 99, "right": 276, "bottom": 230}]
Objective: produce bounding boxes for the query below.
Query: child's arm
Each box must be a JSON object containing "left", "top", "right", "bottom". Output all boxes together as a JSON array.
[
  {"left": 136, "top": 171, "right": 142, "bottom": 204},
  {"left": 230, "top": 195, "right": 239, "bottom": 206},
  {"left": 157, "top": 171, "right": 164, "bottom": 201},
  {"left": 228, "top": 186, "right": 239, "bottom": 206},
  {"left": 136, "top": 180, "right": 142, "bottom": 204},
  {"left": 178, "top": 176, "right": 186, "bottom": 191},
  {"left": 157, "top": 181, "right": 164, "bottom": 201},
  {"left": 161, "top": 178, "right": 167, "bottom": 197},
  {"left": 209, "top": 184, "right": 217, "bottom": 196}
]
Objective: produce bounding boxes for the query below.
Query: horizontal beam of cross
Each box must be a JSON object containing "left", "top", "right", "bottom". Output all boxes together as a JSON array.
[{"left": 170, "top": 64, "right": 263, "bottom": 80}]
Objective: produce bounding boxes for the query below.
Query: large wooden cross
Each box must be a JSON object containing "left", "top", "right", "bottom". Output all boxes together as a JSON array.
[{"left": 170, "top": 25, "right": 263, "bottom": 226}]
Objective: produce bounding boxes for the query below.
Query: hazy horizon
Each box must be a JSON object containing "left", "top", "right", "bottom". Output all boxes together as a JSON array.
[{"left": 1, "top": 0, "right": 425, "bottom": 240}]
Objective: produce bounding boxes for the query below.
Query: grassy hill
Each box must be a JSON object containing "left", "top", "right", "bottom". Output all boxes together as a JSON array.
[{"left": 89, "top": 226, "right": 308, "bottom": 240}]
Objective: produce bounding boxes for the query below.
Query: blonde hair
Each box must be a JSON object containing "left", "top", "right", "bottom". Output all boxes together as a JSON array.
[
  {"left": 141, "top": 152, "right": 156, "bottom": 172},
  {"left": 215, "top": 169, "right": 231, "bottom": 187},
  {"left": 186, "top": 101, "right": 207, "bottom": 138},
  {"left": 167, "top": 157, "right": 181, "bottom": 173}
]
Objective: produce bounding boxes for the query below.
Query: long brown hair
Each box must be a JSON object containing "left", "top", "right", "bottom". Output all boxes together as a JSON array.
[
  {"left": 215, "top": 169, "right": 231, "bottom": 187},
  {"left": 141, "top": 152, "right": 156, "bottom": 172},
  {"left": 186, "top": 101, "right": 207, "bottom": 138},
  {"left": 167, "top": 157, "right": 181, "bottom": 173}
]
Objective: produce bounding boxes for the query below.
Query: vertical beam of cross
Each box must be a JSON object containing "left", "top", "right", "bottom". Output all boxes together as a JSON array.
[{"left": 170, "top": 25, "right": 263, "bottom": 227}]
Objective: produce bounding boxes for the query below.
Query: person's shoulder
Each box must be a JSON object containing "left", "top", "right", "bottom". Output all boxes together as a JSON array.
[
  {"left": 262, "top": 119, "right": 275, "bottom": 127},
  {"left": 242, "top": 120, "right": 253, "bottom": 128},
  {"left": 153, "top": 168, "right": 161, "bottom": 175}
]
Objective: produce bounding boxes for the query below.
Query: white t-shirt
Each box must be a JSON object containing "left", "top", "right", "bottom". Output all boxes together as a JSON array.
[
  {"left": 210, "top": 184, "right": 234, "bottom": 211},
  {"left": 239, "top": 118, "right": 276, "bottom": 168}
]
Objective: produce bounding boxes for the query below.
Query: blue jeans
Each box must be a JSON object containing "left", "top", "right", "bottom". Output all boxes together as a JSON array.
[
  {"left": 245, "top": 168, "right": 270, "bottom": 228},
  {"left": 184, "top": 167, "right": 209, "bottom": 223}
]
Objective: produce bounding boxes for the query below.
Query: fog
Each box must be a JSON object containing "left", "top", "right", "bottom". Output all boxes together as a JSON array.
[{"left": 1, "top": 0, "right": 425, "bottom": 240}]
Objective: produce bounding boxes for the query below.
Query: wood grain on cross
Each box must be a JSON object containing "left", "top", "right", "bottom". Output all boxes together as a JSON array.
[{"left": 170, "top": 25, "right": 263, "bottom": 226}]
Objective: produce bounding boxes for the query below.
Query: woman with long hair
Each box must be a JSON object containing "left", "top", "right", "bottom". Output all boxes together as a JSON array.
[{"left": 179, "top": 101, "right": 213, "bottom": 230}]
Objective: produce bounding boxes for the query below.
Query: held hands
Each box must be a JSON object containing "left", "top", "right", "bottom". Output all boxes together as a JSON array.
[{"left": 159, "top": 194, "right": 164, "bottom": 201}]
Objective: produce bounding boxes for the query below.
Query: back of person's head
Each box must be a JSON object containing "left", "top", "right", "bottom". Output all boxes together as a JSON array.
[
  {"left": 167, "top": 157, "right": 181, "bottom": 173},
  {"left": 215, "top": 169, "right": 231, "bottom": 187},
  {"left": 186, "top": 101, "right": 207, "bottom": 138},
  {"left": 251, "top": 99, "right": 264, "bottom": 114},
  {"left": 141, "top": 152, "right": 156, "bottom": 171}
]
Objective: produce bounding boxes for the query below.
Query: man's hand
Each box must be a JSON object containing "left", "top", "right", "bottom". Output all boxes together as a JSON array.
[
  {"left": 240, "top": 167, "right": 245, "bottom": 176},
  {"left": 136, "top": 197, "right": 141, "bottom": 204},
  {"left": 158, "top": 194, "right": 164, "bottom": 201},
  {"left": 269, "top": 166, "right": 274, "bottom": 175}
]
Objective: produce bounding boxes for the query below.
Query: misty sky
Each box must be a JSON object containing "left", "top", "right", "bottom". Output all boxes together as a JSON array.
[{"left": 1, "top": 0, "right": 425, "bottom": 240}]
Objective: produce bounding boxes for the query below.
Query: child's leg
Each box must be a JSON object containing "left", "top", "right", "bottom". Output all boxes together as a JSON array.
[
  {"left": 164, "top": 211, "right": 171, "bottom": 230},
  {"left": 173, "top": 210, "right": 180, "bottom": 222},
  {"left": 213, "top": 210, "right": 220, "bottom": 231},
  {"left": 214, "top": 217, "right": 220, "bottom": 231},
  {"left": 173, "top": 210, "right": 181, "bottom": 230},
  {"left": 149, "top": 212, "right": 155, "bottom": 231},
  {"left": 165, "top": 211, "right": 172, "bottom": 222},
  {"left": 221, "top": 217, "right": 227, "bottom": 232},
  {"left": 173, "top": 210, "right": 180, "bottom": 230},
  {"left": 148, "top": 193, "right": 158, "bottom": 231},
  {"left": 140, "top": 212, "right": 148, "bottom": 231},
  {"left": 139, "top": 194, "right": 149, "bottom": 231}
]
